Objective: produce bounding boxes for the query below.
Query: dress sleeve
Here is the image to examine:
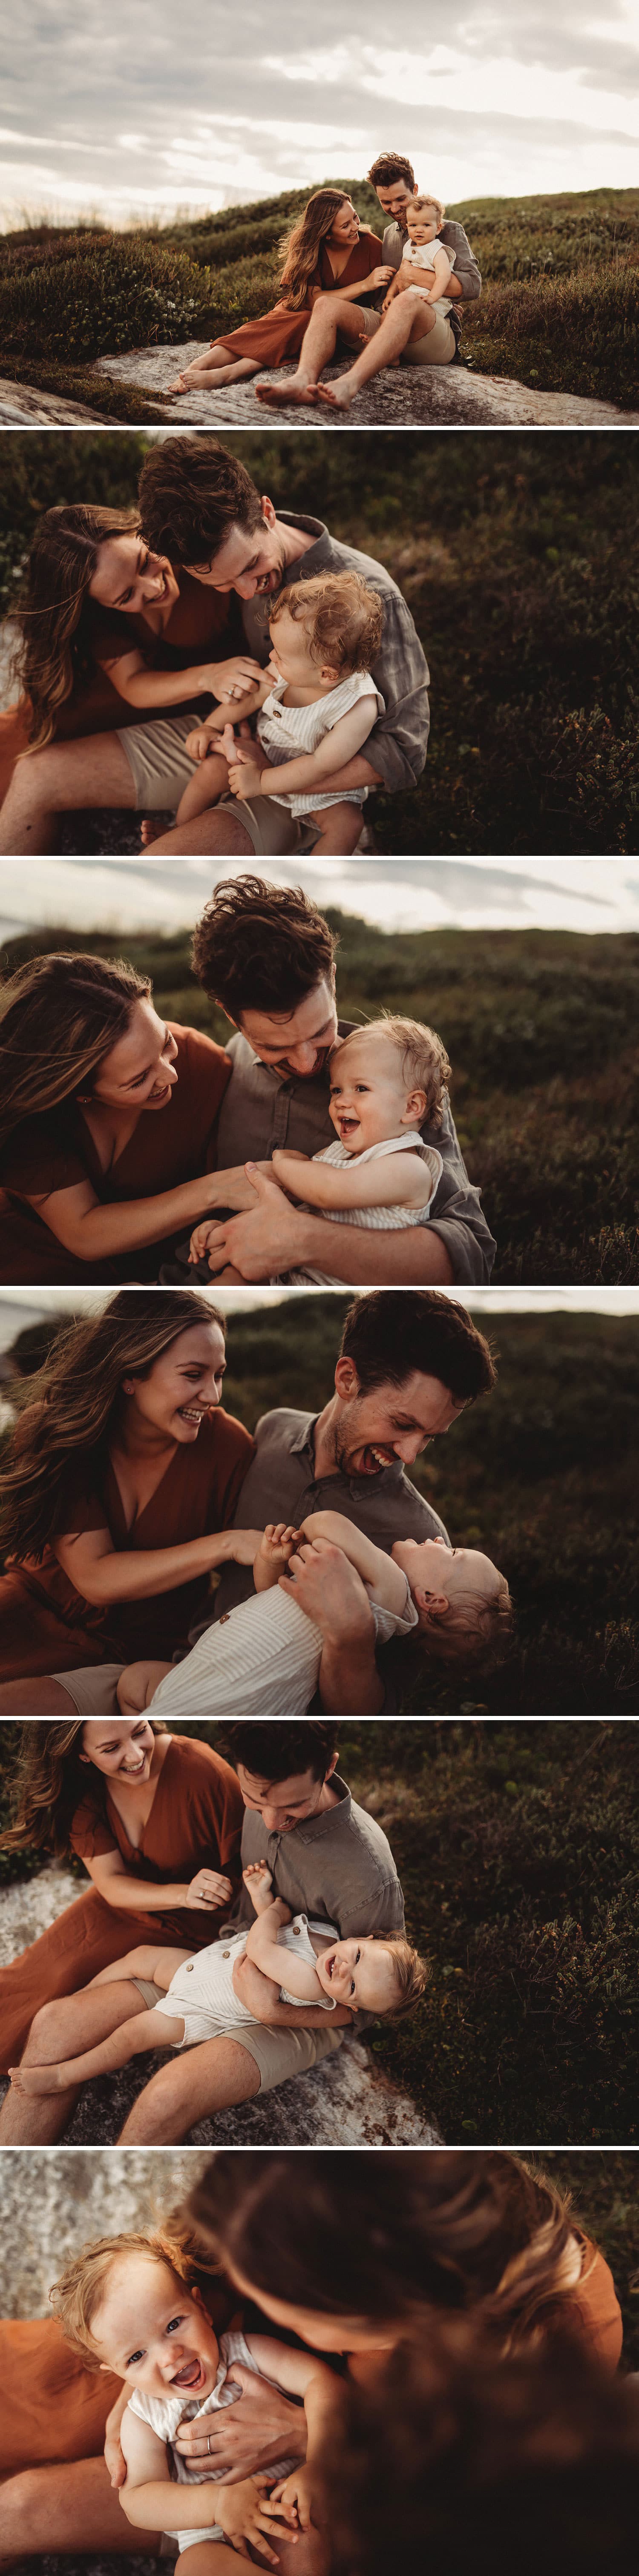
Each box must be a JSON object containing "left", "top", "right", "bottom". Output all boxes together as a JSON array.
[{"left": 69, "top": 1796, "right": 119, "bottom": 1862}]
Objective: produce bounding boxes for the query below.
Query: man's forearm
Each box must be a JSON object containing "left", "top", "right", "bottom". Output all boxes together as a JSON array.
[
  {"left": 318, "top": 1635, "right": 383, "bottom": 1715},
  {"left": 292, "top": 1210, "right": 454, "bottom": 1285}
]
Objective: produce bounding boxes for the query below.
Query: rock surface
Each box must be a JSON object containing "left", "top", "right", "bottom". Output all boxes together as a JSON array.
[
  {"left": 95, "top": 345, "right": 638, "bottom": 427},
  {"left": 0, "top": 376, "right": 115, "bottom": 424},
  {"left": 0, "top": 1863, "right": 440, "bottom": 2149}
]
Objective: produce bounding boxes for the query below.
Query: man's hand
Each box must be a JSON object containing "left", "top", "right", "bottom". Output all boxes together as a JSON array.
[
  {"left": 279, "top": 1538, "right": 375, "bottom": 1650},
  {"left": 173, "top": 2362, "right": 306, "bottom": 2481},
  {"left": 197, "top": 1164, "right": 306, "bottom": 1281}
]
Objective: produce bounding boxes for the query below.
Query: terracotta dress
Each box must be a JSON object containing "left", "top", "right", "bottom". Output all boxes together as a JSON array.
[
  {"left": 0, "top": 1732, "right": 245, "bottom": 2072},
  {"left": 0, "top": 1402, "right": 254, "bottom": 1679},
  {"left": 216, "top": 228, "right": 383, "bottom": 366},
  {"left": 0, "top": 1021, "right": 231, "bottom": 1284},
  {"left": 0, "top": 571, "right": 239, "bottom": 809},
  {"left": 0, "top": 2232, "right": 623, "bottom": 2480}
]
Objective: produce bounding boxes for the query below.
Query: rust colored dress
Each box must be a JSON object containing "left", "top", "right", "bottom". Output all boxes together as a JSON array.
[
  {"left": 0, "top": 2234, "right": 623, "bottom": 2480},
  {"left": 216, "top": 228, "right": 383, "bottom": 365},
  {"left": 0, "top": 1021, "right": 231, "bottom": 1284},
  {"left": 0, "top": 1732, "right": 245, "bottom": 2073},
  {"left": 0, "top": 1402, "right": 254, "bottom": 1679},
  {"left": 0, "top": 571, "right": 239, "bottom": 809}
]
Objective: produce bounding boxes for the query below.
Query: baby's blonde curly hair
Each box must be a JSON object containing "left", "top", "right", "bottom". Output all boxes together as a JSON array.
[
  {"left": 270, "top": 570, "right": 383, "bottom": 677},
  {"left": 333, "top": 1014, "right": 452, "bottom": 1131}
]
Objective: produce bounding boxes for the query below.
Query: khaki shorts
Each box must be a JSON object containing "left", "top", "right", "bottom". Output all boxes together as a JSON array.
[
  {"left": 403, "top": 310, "right": 456, "bottom": 365},
  {"left": 132, "top": 1976, "right": 165, "bottom": 2010},
  {"left": 117, "top": 709, "right": 202, "bottom": 809},
  {"left": 129, "top": 1983, "right": 345, "bottom": 2093},
  {"left": 53, "top": 1661, "right": 124, "bottom": 1714}
]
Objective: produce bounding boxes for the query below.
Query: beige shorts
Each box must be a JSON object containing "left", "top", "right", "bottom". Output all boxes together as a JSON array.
[
  {"left": 132, "top": 1976, "right": 166, "bottom": 2010},
  {"left": 132, "top": 1983, "right": 344, "bottom": 2090},
  {"left": 52, "top": 1661, "right": 124, "bottom": 1714},
  {"left": 402, "top": 310, "right": 456, "bottom": 365},
  {"left": 117, "top": 709, "right": 201, "bottom": 809}
]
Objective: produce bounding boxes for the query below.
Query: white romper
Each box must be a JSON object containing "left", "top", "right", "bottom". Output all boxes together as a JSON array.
[
  {"left": 127, "top": 2323, "right": 299, "bottom": 2554},
  {"left": 149, "top": 1569, "right": 419, "bottom": 1718},
  {"left": 256, "top": 669, "right": 384, "bottom": 813},
  {"left": 153, "top": 1910, "right": 340, "bottom": 2048},
  {"left": 400, "top": 236, "right": 456, "bottom": 315},
  {"left": 271, "top": 1128, "right": 444, "bottom": 1286}
]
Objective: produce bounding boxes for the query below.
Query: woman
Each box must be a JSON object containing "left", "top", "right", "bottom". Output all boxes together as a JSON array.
[
  {"left": 0, "top": 501, "right": 261, "bottom": 831},
  {"left": 168, "top": 191, "right": 394, "bottom": 394},
  {"left": 0, "top": 2152, "right": 623, "bottom": 2565},
  {"left": 0, "top": 951, "right": 237, "bottom": 1282},
  {"left": 0, "top": 1715, "right": 245, "bottom": 2083},
  {"left": 0, "top": 1290, "right": 255, "bottom": 1684}
]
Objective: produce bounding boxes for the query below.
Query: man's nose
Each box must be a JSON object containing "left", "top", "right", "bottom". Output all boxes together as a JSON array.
[
  {"left": 235, "top": 574, "right": 259, "bottom": 598},
  {"left": 288, "top": 1044, "right": 319, "bottom": 1073},
  {"left": 261, "top": 1806, "right": 285, "bottom": 1830},
  {"left": 393, "top": 1434, "right": 426, "bottom": 1464}
]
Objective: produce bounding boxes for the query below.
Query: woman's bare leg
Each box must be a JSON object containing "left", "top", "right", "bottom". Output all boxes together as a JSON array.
[
  {"left": 0, "top": 1979, "right": 153, "bottom": 2143},
  {"left": 0, "top": 731, "right": 136, "bottom": 854},
  {"left": 0, "top": 1676, "right": 77, "bottom": 1713},
  {"left": 0, "top": 2460, "right": 160, "bottom": 2562},
  {"left": 168, "top": 346, "right": 260, "bottom": 393},
  {"left": 317, "top": 291, "right": 436, "bottom": 408}
]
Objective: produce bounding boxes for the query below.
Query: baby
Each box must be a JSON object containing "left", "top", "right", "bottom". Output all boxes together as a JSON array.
[
  {"left": 172, "top": 569, "right": 385, "bottom": 858},
  {"left": 49, "top": 2227, "right": 335, "bottom": 2568},
  {"left": 10, "top": 1859, "right": 427, "bottom": 2101},
  {"left": 107, "top": 1509, "right": 512, "bottom": 1718},
  {"left": 189, "top": 1015, "right": 452, "bottom": 1288},
  {"left": 383, "top": 192, "right": 455, "bottom": 318}
]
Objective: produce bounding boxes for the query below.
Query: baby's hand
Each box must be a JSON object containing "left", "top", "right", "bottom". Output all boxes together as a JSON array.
[
  {"left": 185, "top": 724, "right": 217, "bottom": 763},
  {"left": 242, "top": 1862, "right": 273, "bottom": 1897},
  {"left": 227, "top": 756, "right": 263, "bottom": 800},
  {"left": 267, "top": 2465, "right": 316, "bottom": 2533},
  {"left": 261, "top": 1521, "right": 303, "bottom": 1565},
  {"left": 188, "top": 1218, "right": 219, "bottom": 1264}
]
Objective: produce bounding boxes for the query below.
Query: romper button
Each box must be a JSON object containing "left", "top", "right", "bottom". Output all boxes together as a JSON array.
[
  {"left": 294, "top": 1926, "right": 300, "bottom": 1935},
  {"left": 223, "top": 1950, "right": 230, "bottom": 1958},
  {"left": 186, "top": 1963, "right": 194, "bottom": 1972}
]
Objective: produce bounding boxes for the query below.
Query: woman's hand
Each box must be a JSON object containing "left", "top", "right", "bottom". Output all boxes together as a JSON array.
[
  {"left": 366, "top": 264, "right": 395, "bottom": 291},
  {"left": 173, "top": 2362, "right": 306, "bottom": 2480},
  {"left": 204, "top": 655, "right": 265, "bottom": 702},
  {"left": 184, "top": 1867, "right": 234, "bottom": 1910},
  {"left": 225, "top": 1526, "right": 265, "bottom": 1566}
]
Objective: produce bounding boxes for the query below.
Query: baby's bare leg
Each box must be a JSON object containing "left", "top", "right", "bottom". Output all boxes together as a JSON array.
[
  {"left": 176, "top": 749, "right": 230, "bottom": 826},
  {"left": 89, "top": 1944, "right": 191, "bottom": 1991},
  {"left": 307, "top": 802, "right": 363, "bottom": 855},
  {"left": 9, "top": 2001, "right": 184, "bottom": 2097}
]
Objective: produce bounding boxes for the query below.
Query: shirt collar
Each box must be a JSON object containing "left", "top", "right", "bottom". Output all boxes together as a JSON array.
[{"left": 276, "top": 1773, "right": 352, "bottom": 1844}]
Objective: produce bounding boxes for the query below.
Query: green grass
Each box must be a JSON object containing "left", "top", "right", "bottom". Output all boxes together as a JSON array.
[
  {"left": 2, "top": 429, "right": 637, "bottom": 857},
  {"left": 3, "top": 915, "right": 638, "bottom": 1285},
  {"left": 1, "top": 186, "right": 637, "bottom": 405},
  {"left": 0, "top": 1281, "right": 637, "bottom": 1714}
]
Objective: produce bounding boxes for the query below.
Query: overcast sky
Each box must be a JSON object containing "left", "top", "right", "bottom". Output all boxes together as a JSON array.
[
  {"left": 2, "top": 2, "right": 638, "bottom": 227},
  {"left": 1, "top": 1286, "right": 637, "bottom": 1366},
  {"left": 2, "top": 858, "right": 639, "bottom": 941}
]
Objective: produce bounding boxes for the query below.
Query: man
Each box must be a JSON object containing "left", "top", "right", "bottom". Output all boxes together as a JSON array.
[
  {"left": 44, "top": 1288, "right": 496, "bottom": 1719},
  {"left": 368, "top": 150, "right": 481, "bottom": 354},
  {"left": 169, "top": 872, "right": 496, "bottom": 1285},
  {"left": 116, "top": 1718, "right": 406, "bottom": 2142}
]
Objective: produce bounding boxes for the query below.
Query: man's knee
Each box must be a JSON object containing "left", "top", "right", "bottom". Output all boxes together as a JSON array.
[
  {"left": 25, "top": 1999, "right": 65, "bottom": 2053},
  {"left": 0, "top": 2467, "right": 44, "bottom": 2540}
]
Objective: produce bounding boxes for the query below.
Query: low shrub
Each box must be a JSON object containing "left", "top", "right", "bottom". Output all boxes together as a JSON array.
[
  {"left": 0, "top": 232, "right": 216, "bottom": 363},
  {"left": 463, "top": 260, "right": 639, "bottom": 408}
]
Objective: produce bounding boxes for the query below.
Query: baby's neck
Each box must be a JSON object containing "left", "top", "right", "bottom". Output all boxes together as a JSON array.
[{"left": 278, "top": 669, "right": 352, "bottom": 707}]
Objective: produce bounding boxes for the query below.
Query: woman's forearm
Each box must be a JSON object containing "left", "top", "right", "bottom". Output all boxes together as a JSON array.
[
  {"left": 56, "top": 1526, "right": 245, "bottom": 1607},
  {"left": 46, "top": 1169, "right": 231, "bottom": 1263},
  {"left": 95, "top": 1873, "right": 193, "bottom": 1914}
]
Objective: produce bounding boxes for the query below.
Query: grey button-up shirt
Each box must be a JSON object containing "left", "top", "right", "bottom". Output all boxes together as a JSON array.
[
  {"left": 222, "top": 1771, "right": 405, "bottom": 2028},
  {"left": 208, "top": 1404, "right": 450, "bottom": 1628},
  {"left": 240, "top": 513, "right": 429, "bottom": 796},
  {"left": 214, "top": 1025, "right": 496, "bottom": 1284}
]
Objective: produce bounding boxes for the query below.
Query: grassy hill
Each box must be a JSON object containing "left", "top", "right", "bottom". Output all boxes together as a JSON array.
[
  {"left": 1, "top": 429, "right": 637, "bottom": 858},
  {"left": 2, "top": 1720, "right": 638, "bottom": 2163},
  {"left": 0, "top": 185, "right": 637, "bottom": 410},
  {"left": 3, "top": 914, "right": 638, "bottom": 1286}
]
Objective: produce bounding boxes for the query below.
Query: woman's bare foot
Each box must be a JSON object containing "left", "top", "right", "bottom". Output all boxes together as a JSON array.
[
  {"left": 141, "top": 816, "right": 161, "bottom": 848},
  {"left": 254, "top": 378, "right": 319, "bottom": 407},
  {"left": 9, "top": 2063, "right": 63, "bottom": 2097}
]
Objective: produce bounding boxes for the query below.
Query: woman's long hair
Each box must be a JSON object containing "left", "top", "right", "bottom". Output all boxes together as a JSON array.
[
  {"left": 0, "top": 950, "right": 152, "bottom": 1153},
  {"left": 279, "top": 192, "right": 354, "bottom": 308},
  {"left": 12, "top": 501, "right": 140, "bottom": 751},
  {"left": 185, "top": 2151, "right": 586, "bottom": 2355},
  {"left": 0, "top": 1718, "right": 169, "bottom": 1860},
  {"left": 0, "top": 1288, "right": 223, "bottom": 1564}
]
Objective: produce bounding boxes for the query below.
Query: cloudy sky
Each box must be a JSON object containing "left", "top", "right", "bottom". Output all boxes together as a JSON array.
[
  {"left": 1, "top": 858, "right": 639, "bottom": 940},
  {"left": 2, "top": 1, "right": 638, "bottom": 227},
  {"left": 0, "top": 1287, "right": 637, "bottom": 1368}
]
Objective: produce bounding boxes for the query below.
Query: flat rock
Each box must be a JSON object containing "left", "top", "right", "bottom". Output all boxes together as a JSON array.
[
  {"left": 0, "top": 1863, "right": 440, "bottom": 2149},
  {"left": 0, "top": 375, "right": 115, "bottom": 425},
  {"left": 94, "top": 344, "right": 638, "bottom": 427}
]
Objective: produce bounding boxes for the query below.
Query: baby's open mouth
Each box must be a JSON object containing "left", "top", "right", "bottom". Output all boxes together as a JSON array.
[
  {"left": 171, "top": 2357, "right": 206, "bottom": 2391},
  {"left": 338, "top": 1116, "right": 360, "bottom": 1136}
]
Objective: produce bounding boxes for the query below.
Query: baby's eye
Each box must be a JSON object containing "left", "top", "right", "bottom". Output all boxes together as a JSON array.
[
  {"left": 127, "top": 2349, "right": 144, "bottom": 2367},
  {"left": 167, "top": 2315, "right": 185, "bottom": 2334}
]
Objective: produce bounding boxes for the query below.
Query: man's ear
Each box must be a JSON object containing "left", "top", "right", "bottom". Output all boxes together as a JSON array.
[
  {"left": 325, "top": 1752, "right": 339, "bottom": 1781},
  {"left": 402, "top": 1087, "right": 428, "bottom": 1127},
  {"left": 334, "top": 1356, "right": 360, "bottom": 1402},
  {"left": 261, "top": 496, "right": 277, "bottom": 528}
]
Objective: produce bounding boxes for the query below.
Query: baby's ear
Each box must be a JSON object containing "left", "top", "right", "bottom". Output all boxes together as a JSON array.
[
  {"left": 403, "top": 1086, "right": 428, "bottom": 1125},
  {"left": 321, "top": 662, "right": 341, "bottom": 686}
]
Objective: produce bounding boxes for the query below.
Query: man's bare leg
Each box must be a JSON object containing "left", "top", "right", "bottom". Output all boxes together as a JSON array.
[
  {"left": 0, "top": 731, "right": 136, "bottom": 854},
  {"left": 254, "top": 295, "right": 363, "bottom": 406},
  {"left": 317, "top": 292, "right": 436, "bottom": 409},
  {"left": 0, "top": 2460, "right": 161, "bottom": 2564},
  {"left": 168, "top": 345, "right": 259, "bottom": 393},
  {"left": 176, "top": 2535, "right": 326, "bottom": 2576},
  {"left": 147, "top": 808, "right": 255, "bottom": 853},
  {"left": 0, "top": 1979, "right": 153, "bottom": 2143},
  {"left": 0, "top": 1676, "right": 77, "bottom": 1713},
  {"left": 118, "top": 2032, "right": 261, "bottom": 2141}
]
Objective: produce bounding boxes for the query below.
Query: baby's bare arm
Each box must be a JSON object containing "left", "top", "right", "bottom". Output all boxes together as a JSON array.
[
  {"left": 245, "top": 1904, "right": 323, "bottom": 2005},
  {"left": 272, "top": 1146, "right": 432, "bottom": 1209},
  {"left": 300, "top": 1510, "right": 408, "bottom": 1615}
]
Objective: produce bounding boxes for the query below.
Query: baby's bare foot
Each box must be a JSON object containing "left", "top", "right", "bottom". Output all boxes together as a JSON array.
[{"left": 9, "top": 2063, "right": 62, "bottom": 2097}]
